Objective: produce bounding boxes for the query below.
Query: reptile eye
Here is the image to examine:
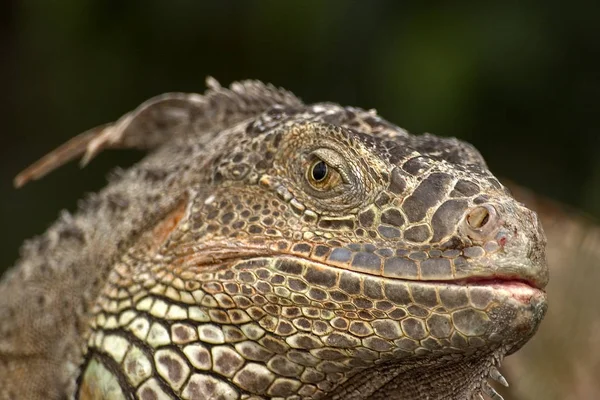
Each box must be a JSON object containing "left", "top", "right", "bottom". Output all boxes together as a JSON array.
[
  {"left": 306, "top": 158, "right": 343, "bottom": 190},
  {"left": 311, "top": 161, "right": 328, "bottom": 182}
]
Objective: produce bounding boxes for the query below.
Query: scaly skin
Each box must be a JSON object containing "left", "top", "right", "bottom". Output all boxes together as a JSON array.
[{"left": 0, "top": 79, "right": 548, "bottom": 399}]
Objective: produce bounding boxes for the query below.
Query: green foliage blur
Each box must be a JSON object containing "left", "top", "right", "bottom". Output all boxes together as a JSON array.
[{"left": 3, "top": 1, "right": 599, "bottom": 270}]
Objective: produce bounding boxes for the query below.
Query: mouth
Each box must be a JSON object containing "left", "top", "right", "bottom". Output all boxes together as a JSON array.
[
  {"left": 430, "top": 277, "right": 546, "bottom": 304},
  {"left": 179, "top": 247, "right": 545, "bottom": 298},
  {"left": 430, "top": 275, "right": 544, "bottom": 290}
]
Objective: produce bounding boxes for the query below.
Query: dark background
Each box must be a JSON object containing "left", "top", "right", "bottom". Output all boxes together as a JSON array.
[
  {"left": 2, "top": 2, "right": 599, "bottom": 270},
  {"left": 1, "top": 2, "right": 599, "bottom": 399}
]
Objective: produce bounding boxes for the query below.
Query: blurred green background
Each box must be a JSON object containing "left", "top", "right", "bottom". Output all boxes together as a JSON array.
[
  {"left": 1, "top": 2, "right": 599, "bottom": 398},
  {"left": 2, "top": 1, "right": 599, "bottom": 268}
]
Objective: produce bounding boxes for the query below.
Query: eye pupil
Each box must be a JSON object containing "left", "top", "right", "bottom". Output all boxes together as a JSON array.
[{"left": 311, "top": 161, "right": 328, "bottom": 182}]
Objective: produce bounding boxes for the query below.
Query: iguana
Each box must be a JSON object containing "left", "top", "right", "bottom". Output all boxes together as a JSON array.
[{"left": 0, "top": 78, "right": 548, "bottom": 399}]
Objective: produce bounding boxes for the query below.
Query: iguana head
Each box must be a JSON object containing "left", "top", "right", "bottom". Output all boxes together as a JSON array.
[
  {"left": 10, "top": 80, "right": 548, "bottom": 399},
  {"left": 157, "top": 101, "right": 548, "bottom": 398}
]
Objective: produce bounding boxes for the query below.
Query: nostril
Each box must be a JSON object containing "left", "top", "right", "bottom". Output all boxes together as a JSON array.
[
  {"left": 463, "top": 204, "right": 499, "bottom": 240},
  {"left": 467, "top": 206, "right": 491, "bottom": 229}
]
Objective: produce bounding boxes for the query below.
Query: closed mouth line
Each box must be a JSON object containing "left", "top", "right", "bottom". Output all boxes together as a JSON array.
[{"left": 180, "top": 249, "right": 543, "bottom": 291}]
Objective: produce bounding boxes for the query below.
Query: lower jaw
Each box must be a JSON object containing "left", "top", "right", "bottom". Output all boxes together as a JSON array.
[{"left": 227, "top": 254, "right": 549, "bottom": 321}]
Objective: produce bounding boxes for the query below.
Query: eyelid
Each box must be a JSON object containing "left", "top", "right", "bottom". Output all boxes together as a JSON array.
[{"left": 310, "top": 149, "right": 350, "bottom": 183}]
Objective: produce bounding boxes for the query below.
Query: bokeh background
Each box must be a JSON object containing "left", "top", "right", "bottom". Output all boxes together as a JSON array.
[{"left": 1, "top": 2, "right": 599, "bottom": 399}]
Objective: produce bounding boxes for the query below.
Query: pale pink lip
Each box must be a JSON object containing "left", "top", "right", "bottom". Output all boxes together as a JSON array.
[
  {"left": 441, "top": 274, "right": 545, "bottom": 290},
  {"left": 460, "top": 279, "right": 546, "bottom": 303},
  {"left": 485, "top": 281, "right": 546, "bottom": 303},
  {"left": 426, "top": 277, "right": 546, "bottom": 303}
]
